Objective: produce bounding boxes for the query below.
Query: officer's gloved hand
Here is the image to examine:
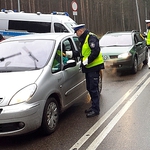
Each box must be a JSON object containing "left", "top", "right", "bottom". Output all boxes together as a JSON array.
[
  {"left": 83, "top": 58, "right": 88, "bottom": 65},
  {"left": 65, "top": 51, "right": 73, "bottom": 58}
]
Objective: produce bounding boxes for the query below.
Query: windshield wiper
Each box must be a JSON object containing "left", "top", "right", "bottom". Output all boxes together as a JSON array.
[
  {"left": 0, "top": 52, "right": 21, "bottom": 62},
  {"left": 23, "top": 46, "right": 38, "bottom": 62},
  {"left": 23, "top": 46, "right": 38, "bottom": 69}
]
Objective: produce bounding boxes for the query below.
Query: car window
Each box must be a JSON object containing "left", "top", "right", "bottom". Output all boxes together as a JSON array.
[
  {"left": 73, "top": 37, "right": 81, "bottom": 62},
  {"left": 73, "top": 37, "right": 81, "bottom": 51},
  {"left": 100, "top": 34, "right": 132, "bottom": 46},
  {"left": 0, "top": 39, "right": 54, "bottom": 71},
  {"left": 135, "top": 33, "right": 144, "bottom": 42},
  {"left": 52, "top": 45, "right": 62, "bottom": 73},
  {"left": 62, "top": 38, "right": 78, "bottom": 61},
  {"left": 52, "top": 38, "right": 78, "bottom": 73},
  {"left": 134, "top": 35, "right": 139, "bottom": 44}
]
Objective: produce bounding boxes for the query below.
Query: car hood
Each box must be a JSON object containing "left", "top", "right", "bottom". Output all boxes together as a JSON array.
[
  {"left": 0, "top": 69, "right": 43, "bottom": 106},
  {"left": 101, "top": 46, "right": 133, "bottom": 54}
]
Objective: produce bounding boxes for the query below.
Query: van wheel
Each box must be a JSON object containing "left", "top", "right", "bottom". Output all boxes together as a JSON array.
[{"left": 41, "top": 97, "right": 59, "bottom": 135}]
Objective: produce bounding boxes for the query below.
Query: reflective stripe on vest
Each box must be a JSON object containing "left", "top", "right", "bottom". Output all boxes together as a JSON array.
[{"left": 82, "top": 34, "right": 104, "bottom": 68}]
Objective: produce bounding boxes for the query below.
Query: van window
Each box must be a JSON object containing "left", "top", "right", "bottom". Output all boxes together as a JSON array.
[
  {"left": 54, "top": 23, "right": 69, "bottom": 33},
  {"left": 9, "top": 20, "right": 51, "bottom": 33}
]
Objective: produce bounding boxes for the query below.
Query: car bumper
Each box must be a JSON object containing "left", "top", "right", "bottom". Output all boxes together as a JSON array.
[
  {"left": 0, "top": 100, "right": 45, "bottom": 136},
  {"left": 104, "top": 57, "right": 133, "bottom": 71}
]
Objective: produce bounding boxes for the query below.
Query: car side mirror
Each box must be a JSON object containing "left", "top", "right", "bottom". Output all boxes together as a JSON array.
[
  {"left": 63, "top": 59, "right": 76, "bottom": 70},
  {"left": 136, "top": 42, "right": 142, "bottom": 46}
]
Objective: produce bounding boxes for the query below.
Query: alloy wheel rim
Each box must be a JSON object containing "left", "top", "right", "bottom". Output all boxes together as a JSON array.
[{"left": 47, "top": 102, "right": 58, "bottom": 129}]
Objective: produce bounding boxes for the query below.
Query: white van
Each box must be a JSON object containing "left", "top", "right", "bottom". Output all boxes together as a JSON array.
[{"left": 0, "top": 10, "right": 77, "bottom": 38}]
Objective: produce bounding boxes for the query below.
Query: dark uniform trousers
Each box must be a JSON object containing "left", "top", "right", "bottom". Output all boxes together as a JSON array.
[{"left": 85, "top": 71, "right": 100, "bottom": 113}]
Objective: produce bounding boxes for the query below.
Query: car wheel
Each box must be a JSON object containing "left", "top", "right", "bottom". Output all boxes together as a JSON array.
[
  {"left": 41, "top": 97, "right": 59, "bottom": 135},
  {"left": 131, "top": 57, "right": 138, "bottom": 74},
  {"left": 99, "top": 70, "right": 102, "bottom": 93},
  {"left": 143, "top": 50, "right": 148, "bottom": 65}
]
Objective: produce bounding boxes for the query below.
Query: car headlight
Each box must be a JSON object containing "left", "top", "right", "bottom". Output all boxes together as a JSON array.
[
  {"left": 9, "top": 84, "right": 37, "bottom": 105},
  {"left": 118, "top": 52, "right": 131, "bottom": 59}
]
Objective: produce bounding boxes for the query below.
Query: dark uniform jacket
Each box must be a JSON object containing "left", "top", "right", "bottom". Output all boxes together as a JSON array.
[{"left": 76, "top": 29, "right": 104, "bottom": 73}]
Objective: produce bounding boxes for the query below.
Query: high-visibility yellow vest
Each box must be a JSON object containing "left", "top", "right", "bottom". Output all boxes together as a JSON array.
[
  {"left": 146, "top": 30, "right": 150, "bottom": 45},
  {"left": 82, "top": 34, "right": 104, "bottom": 68}
]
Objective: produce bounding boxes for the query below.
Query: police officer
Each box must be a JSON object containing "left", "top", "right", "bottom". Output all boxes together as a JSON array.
[
  {"left": 72, "top": 24, "right": 104, "bottom": 117},
  {"left": 145, "top": 20, "right": 150, "bottom": 69}
]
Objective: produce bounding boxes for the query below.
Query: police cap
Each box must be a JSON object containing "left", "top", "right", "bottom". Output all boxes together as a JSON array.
[
  {"left": 72, "top": 24, "right": 85, "bottom": 33},
  {"left": 145, "top": 20, "right": 150, "bottom": 24}
]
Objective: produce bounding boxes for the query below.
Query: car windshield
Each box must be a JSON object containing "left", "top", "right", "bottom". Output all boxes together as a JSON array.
[
  {"left": 0, "top": 39, "right": 55, "bottom": 71},
  {"left": 65, "top": 22, "right": 77, "bottom": 33},
  {"left": 100, "top": 34, "right": 133, "bottom": 47}
]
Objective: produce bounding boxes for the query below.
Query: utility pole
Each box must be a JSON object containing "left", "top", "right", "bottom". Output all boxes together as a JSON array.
[
  {"left": 135, "top": 0, "right": 141, "bottom": 32},
  {"left": 17, "top": 0, "right": 20, "bottom": 12},
  {"left": 145, "top": 0, "right": 147, "bottom": 30}
]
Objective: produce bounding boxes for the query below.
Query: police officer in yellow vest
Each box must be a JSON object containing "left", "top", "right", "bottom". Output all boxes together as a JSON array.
[
  {"left": 145, "top": 20, "right": 150, "bottom": 47},
  {"left": 145, "top": 20, "right": 150, "bottom": 69},
  {"left": 72, "top": 24, "right": 104, "bottom": 117}
]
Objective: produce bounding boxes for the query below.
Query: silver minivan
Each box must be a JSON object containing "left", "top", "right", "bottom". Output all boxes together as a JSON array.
[{"left": 0, "top": 33, "right": 87, "bottom": 136}]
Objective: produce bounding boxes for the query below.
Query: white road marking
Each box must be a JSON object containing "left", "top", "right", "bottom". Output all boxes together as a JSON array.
[
  {"left": 86, "top": 77, "right": 150, "bottom": 150},
  {"left": 69, "top": 72, "right": 150, "bottom": 150}
]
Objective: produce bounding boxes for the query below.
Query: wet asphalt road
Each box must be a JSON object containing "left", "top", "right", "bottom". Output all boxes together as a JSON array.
[{"left": 0, "top": 64, "right": 150, "bottom": 150}]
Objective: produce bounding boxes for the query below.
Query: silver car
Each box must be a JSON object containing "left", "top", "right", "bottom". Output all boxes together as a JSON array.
[{"left": 0, "top": 33, "right": 87, "bottom": 136}]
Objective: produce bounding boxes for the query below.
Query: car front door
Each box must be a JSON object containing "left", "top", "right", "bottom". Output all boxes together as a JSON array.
[
  {"left": 58, "top": 37, "right": 86, "bottom": 106},
  {"left": 134, "top": 33, "right": 146, "bottom": 64}
]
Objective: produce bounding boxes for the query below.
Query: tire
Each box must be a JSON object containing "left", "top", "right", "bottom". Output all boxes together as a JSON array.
[
  {"left": 99, "top": 70, "right": 102, "bottom": 93},
  {"left": 143, "top": 50, "right": 148, "bottom": 65},
  {"left": 41, "top": 97, "right": 59, "bottom": 135},
  {"left": 131, "top": 57, "right": 138, "bottom": 74}
]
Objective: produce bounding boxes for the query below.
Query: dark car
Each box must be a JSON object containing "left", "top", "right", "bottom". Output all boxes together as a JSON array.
[{"left": 99, "top": 30, "right": 148, "bottom": 74}]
